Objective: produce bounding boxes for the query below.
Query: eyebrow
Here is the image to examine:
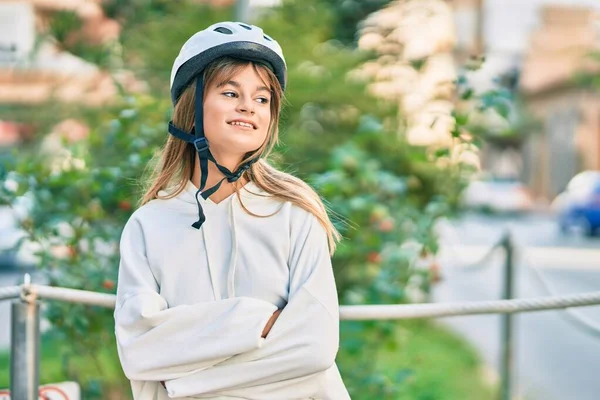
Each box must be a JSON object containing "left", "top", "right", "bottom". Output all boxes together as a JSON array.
[{"left": 219, "top": 80, "right": 270, "bottom": 93}]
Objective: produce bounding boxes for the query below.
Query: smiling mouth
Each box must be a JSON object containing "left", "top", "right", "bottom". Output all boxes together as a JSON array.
[{"left": 228, "top": 121, "right": 256, "bottom": 129}]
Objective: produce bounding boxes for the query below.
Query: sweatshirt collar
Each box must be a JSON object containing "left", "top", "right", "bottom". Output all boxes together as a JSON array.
[{"left": 182, "top": 180, "right": 260, "bottom": 205}]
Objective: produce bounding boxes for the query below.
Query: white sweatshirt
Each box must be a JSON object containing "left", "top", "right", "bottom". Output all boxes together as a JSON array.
[{"left": 114, "top": 180, "right": 350, "bottom": 400}]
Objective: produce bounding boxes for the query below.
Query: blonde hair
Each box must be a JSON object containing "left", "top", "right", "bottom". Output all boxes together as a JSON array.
[{"left": 141, "top": 56, "right": 341, "bottom": 253}]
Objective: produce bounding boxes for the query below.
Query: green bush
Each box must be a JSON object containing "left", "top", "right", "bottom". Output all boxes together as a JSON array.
[
  {"left": 0, "top": 95, "right": 168, "bottom": 395},
  {"left": 338, "top": 319, "right": 494, "bottom": 400}
]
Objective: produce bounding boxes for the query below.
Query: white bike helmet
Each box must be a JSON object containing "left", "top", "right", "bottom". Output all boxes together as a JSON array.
[
  {"left": 170, "top": 21, "right": 287, "bottom": 104},
  {"left": 167, "top": 22, "right": 287, "bottom": 230}
]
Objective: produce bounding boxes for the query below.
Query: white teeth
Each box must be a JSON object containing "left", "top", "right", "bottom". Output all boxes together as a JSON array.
[{"left": 230, "top": 121, "right": 253, "bottom": 128}]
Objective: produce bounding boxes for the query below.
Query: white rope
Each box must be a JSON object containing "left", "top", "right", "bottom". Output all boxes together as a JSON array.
[
  {"left": 436, "top": 221, "right": 505, "bottom": 270},
  {"left": 29, "top": 284, "right": 117, "bottom": 308},
  {"left": 2, "top": 284, "right": 600, "bottom": 320},
  {"left": 441, "top": 242, "right": 502, "bottom": 271},
  {"left": 339, "top": 291, "right": 600, "bottom": 320},
  {"left": 0, "top": 285, "right": 21, "bottom": 301}
]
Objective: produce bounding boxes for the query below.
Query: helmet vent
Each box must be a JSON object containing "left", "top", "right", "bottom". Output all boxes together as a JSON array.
[
  {"left": 238, "top": 23, "right": 252, "bottom": 30},
  {"left": 263, "top": 35, "right": 273, "bottom": 41},
  {"left": 214, "top": 27, "right": 233, "bottom": 34}
]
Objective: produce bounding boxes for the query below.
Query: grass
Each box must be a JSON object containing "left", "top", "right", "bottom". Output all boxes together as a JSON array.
[
  {"left": 338, "top": 319, "right": 496, "bottom": 400},
  {"left": 1, "top": 320, "right": 494, "bottom": 399}
]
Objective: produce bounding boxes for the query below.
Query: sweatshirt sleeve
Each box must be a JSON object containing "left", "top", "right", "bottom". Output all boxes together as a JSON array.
[
  {"left": 114, "top": 216, "right": 278, "bottom": 382},
  {"left": 164, "top": 209, "right": 340, "bottom": 398}
]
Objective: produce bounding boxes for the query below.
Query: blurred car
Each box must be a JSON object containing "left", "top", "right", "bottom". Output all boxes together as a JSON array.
[
  {"left": 552, "top": 170, "right": 600, "bottom": 237},
  {"left": 461, "top": 176, "right": 535, "bottom": 213}
]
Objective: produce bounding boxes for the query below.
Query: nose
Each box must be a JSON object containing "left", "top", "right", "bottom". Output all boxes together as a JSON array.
[{"left": 236, "top": 95, "right": 255, "bottom": 114}]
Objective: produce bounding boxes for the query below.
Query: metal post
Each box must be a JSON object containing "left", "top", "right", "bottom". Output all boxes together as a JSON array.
[
  {"left": 499, "top": 232, "right": 514, "bottom": 400},
  {"left": 235, "top": 0, "right": 250, "bottom": 22},
  {"left": 10, "top": 299, "right": 40, "bottom": 399}
]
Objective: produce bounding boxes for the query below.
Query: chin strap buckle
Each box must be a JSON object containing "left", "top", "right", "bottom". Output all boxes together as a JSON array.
[{"left": 193, "top": 137, "right": 209, "bottom": 153}]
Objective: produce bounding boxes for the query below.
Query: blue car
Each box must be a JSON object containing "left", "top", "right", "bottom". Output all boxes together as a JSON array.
[{"left": 554, "top": 171, "right": 600, "bottom": 237}]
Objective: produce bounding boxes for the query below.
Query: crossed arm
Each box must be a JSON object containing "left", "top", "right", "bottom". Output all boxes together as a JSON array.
[{"left": 114, "top": 211, "right": 339, "bottom": 397}]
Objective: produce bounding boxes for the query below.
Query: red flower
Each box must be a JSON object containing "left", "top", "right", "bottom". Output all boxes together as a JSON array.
[
  {"left": 367, "top": 252, "right": 381, "bottom": 264},
  {"left": 119, "top": 200, "right": 132, "bottom": 211},
  {"left": 102, "top": 280, "right": 115, "bottom": 290},
  {"left": 67, "top": 246, "right": 77, "bottom": 258},
  {"left": 378, "top": 218, "right": 394, "bottom": 232}
]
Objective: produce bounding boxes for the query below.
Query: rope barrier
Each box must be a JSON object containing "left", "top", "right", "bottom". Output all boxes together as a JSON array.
[
  {"left": 439, "top": 223, "right": 600, "bottom": 338},
  {"left": 340, "top": 291, "right": 600, "bottom": 320},
  {"left": 32, "top": 284, "right": 116, "bottom": 309},
  {"left": 0, "top": 285, "right": 20, "bottom": 301},
  {"left": 441, "top": 242, "right": 502, "bottom": 271},
  {"left": 436, "top": 221, "right": 506, "bottom": 270},
  {"left": 2, "top": 283, "right": 600, "bottom": 321}
]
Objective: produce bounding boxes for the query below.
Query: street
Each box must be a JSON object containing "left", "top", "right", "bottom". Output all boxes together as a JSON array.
[{"left": 434, "top": 213, "right": 600, "bottom": 400}]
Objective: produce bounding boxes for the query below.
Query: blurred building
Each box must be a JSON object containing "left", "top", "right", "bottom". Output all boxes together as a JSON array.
[
  {"left": 520, "top": 6, "right": 600, "bottom": 199},
  {"left": 448, "top": 0, "right": 600, "bottom": 200},
  {"left": 0, "top": 0, "right": 141, "bottom": 146},
  {"left": 0, "top": 0, "right": 120, "bottom": 105}
]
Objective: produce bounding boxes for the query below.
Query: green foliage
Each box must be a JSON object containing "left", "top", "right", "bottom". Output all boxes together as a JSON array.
[
  {"left": 573, "top": 51, "right": 600, "bottom": 89},
  {"left": 47, "top": 11, "right": 83, "bottom": 44},
  {"left": 42, "top": 0, "right": 185, "bottom": 69},
  {"left": 313, "top": 130, "right": 449, "bottom": 295},
  {"left": 308, "top": 124, "right": 459, "bottom": 394},
  {"left": 0, "top": 332, "right": 129, "bottom": 395},
  {"left": 101, "top": 0, "right": 172, "bottom": 23},
  {"left": 43, "top": 10, "right": 115, "bottom": 68},
  {"left": 120, "top": 2, "right": 234, "bottom": 94},
  {"left": 257, "top": 1, "right": 399, "bottom": 174},
  {"left": 456, "top": 73, "right": 542, "bottom": 143},
  {"left": 0, "top": 96, "right": 167, "bottom": 397},
  {"left": 338, "top": 320, "right": 494, "bottom": 399},
  {"left": 317, "top": 0, "right": 394, "bottom": 44}
]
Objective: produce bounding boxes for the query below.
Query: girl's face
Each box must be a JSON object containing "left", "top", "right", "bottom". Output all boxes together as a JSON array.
[{"left": 203, "top": 64, "right": 272, "bottom": 165}]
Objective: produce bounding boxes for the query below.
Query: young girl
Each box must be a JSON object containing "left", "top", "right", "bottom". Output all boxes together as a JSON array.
[{"left": 114, "top": 21, "right": 350, "bottom": 399}]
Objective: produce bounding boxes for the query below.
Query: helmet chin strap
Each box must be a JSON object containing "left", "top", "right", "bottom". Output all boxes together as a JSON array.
[{"left": 167, "top": 75, "right": 257, "bottom": 229}]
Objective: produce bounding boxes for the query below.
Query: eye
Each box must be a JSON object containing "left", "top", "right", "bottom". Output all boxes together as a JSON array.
[
  {"left": 222, "top": 91, "right": 237, "bottom": 98},
  {"left": 256, "top": 97, "right": 270, "bottom": 104}
]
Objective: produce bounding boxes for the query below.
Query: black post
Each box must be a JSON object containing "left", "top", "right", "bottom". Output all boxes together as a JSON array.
[{"left": 499, "top": 231, "right": 514, "bottom": 400}]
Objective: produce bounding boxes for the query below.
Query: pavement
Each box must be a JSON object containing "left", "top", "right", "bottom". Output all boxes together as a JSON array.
[{"left": 434, "top": 213, "right": 600, "bottom": 400}]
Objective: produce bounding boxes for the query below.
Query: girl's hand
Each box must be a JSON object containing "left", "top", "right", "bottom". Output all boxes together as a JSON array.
[{"left": 261, "top": 309, "right": 282, "bottom": 338}]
